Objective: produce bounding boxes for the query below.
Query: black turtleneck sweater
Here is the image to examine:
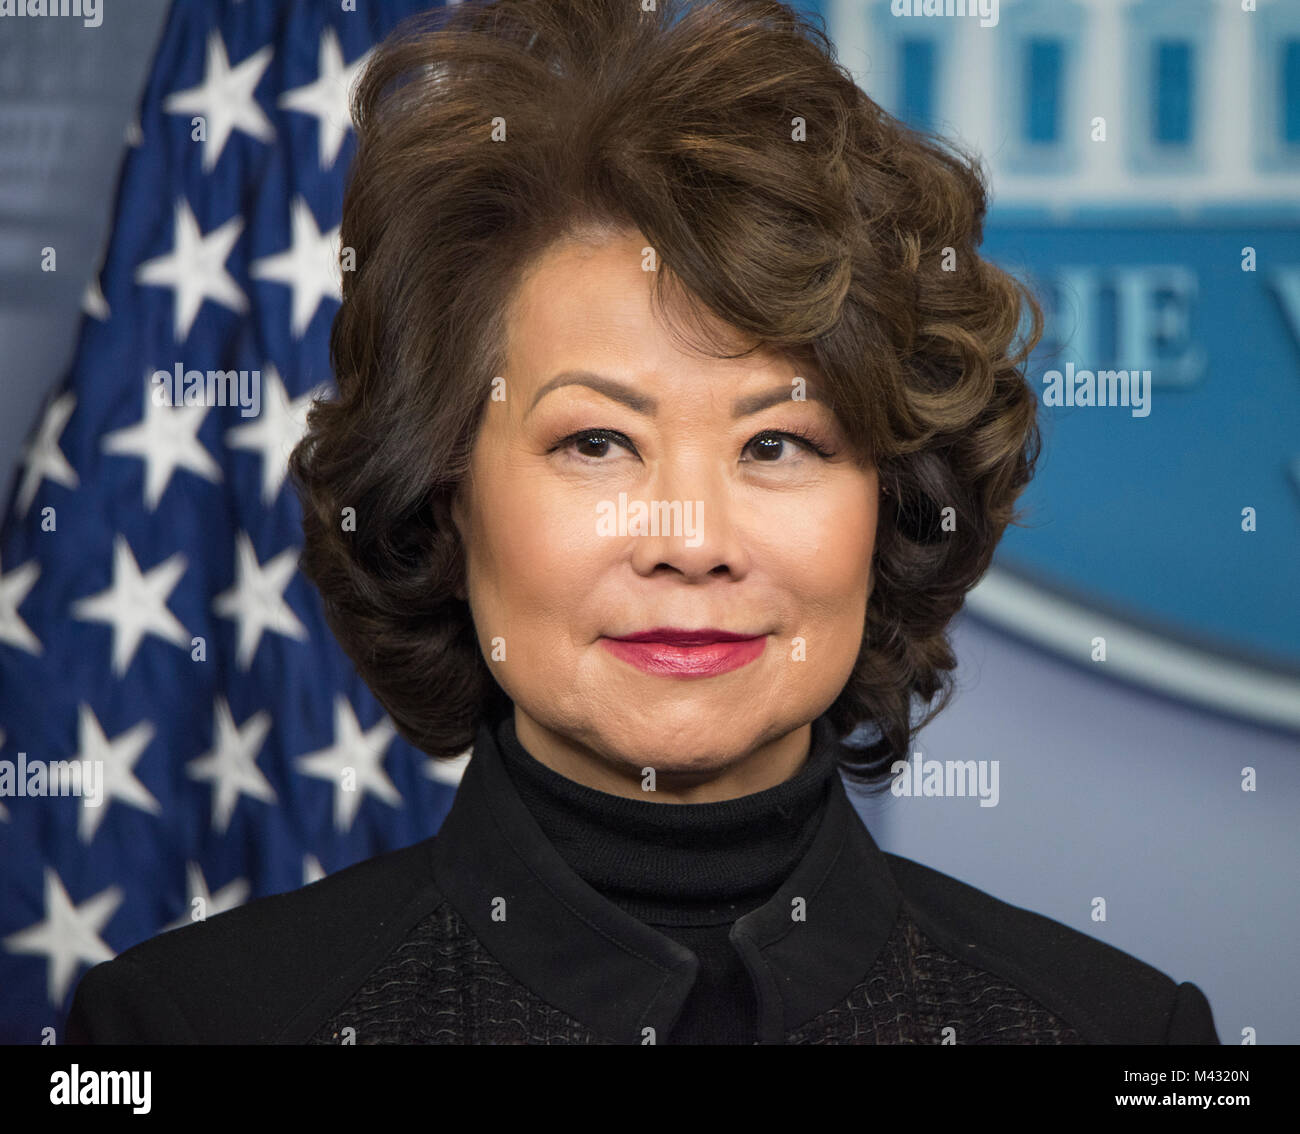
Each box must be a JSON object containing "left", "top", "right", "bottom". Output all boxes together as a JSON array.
[{"left": 494, "top": 713, "right": 840, "bottom": 1044}]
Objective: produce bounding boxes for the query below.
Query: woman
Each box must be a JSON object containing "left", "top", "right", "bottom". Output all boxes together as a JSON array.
[{"left": 67, "top": 0, "right": 1218, "bottom": 1044}]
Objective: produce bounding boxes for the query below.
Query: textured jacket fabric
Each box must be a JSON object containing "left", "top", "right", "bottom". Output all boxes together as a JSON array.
[{"left": 66, "top": 712, "right": 1220, "bottom": 1045}]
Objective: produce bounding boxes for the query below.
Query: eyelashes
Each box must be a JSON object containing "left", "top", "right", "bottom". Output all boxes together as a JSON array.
[{"left": 549, "top": 426, "right": 838, "bottom": 464}]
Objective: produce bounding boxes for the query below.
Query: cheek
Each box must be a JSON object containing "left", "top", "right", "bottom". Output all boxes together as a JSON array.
[
  {"left": 771, "top": 484, "right": 876, "bottom": 567},
  {"left": 777, "top": 499, "right": 875, "bottom": 621},
  {"left": 473, "top": 473, "right": 606, "bottom": 612},
  {"left": 835, "top": 510, "right": 877, "bottom": 586}
]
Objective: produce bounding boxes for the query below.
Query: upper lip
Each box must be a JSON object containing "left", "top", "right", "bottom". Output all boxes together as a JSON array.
[{"left": 607, "top": 628, "right": 764, "bottom": 645}]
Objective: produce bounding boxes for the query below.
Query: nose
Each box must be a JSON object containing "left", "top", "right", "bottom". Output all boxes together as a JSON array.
[{"left": 623, "top": 455, "right": 753, "bottom": 582}]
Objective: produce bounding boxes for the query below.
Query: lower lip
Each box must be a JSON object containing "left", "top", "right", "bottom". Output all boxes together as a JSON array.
[{"left": 599, "top": 636, "right": 767, "bottom": 677}]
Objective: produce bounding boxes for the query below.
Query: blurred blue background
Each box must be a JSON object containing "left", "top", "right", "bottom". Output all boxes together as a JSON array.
[{"left": 0, "top": 0, "right": 1295, "bottom": 1044}]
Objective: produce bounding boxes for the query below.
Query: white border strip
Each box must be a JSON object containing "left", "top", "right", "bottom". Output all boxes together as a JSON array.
[{"left": 967, "top": 567, "right": 1300, "bottom": 732}]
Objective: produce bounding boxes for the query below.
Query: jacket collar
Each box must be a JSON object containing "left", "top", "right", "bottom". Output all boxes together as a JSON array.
[{"left": 429, "top": 711, "right": 902, "bottom": 1044}]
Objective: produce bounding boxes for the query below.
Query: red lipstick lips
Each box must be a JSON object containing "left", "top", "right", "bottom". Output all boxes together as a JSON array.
[{"left": 601, "top": 628, "right": 767, "bottom": 676}]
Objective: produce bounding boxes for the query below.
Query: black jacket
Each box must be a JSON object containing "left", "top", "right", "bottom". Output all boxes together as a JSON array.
[{"left": 66, "top": 713, "right": 1220, "bottom": 1044}]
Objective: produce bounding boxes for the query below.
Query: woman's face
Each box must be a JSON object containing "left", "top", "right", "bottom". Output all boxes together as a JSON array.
[{"left": 453, "top": 230, "right": 879, "bottom": 801}]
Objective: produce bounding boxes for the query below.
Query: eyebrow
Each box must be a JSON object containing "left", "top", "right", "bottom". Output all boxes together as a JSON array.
[{"left": 526, "top": 369, "right": 826, "bottom": 419}]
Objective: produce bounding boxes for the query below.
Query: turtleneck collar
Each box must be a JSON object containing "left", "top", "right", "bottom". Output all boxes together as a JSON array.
[{"left": 494, "top": 711, "right": 841, "bottom": 927}]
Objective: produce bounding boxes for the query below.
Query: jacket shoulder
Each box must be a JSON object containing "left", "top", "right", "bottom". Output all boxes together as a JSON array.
[
  {"left": 66, "top": 837, "right": 444, "bottom": 1044},
  {"left": 883, "top": 852, "right": 1219, "bottom": 1044}
]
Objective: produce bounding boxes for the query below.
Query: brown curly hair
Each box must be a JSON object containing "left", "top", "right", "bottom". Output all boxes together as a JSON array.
[{"left": 288, "top": 0, "right": 1043, "bottom": 791}]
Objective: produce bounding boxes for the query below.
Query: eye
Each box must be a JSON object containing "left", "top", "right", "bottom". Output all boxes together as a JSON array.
[
  {"left": 551, "top": 429, "right": 635, "bottom": 461},
  {"left": 742, "top": 428, "right": 835, "bottom": 462}
]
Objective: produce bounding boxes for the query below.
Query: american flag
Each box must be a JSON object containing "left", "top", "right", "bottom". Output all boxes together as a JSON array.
[{"left": 0, "top": 0, "right": 465, "bottom": 1044}]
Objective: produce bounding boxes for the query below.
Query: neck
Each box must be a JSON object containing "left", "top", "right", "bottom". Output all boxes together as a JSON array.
[{"left": 493, "top": 709, "right": 843, "bottom": 922}]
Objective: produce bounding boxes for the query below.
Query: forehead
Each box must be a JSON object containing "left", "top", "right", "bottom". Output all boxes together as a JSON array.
[{"left": 504, "top": 232, "right": 792, "bottom": 392}]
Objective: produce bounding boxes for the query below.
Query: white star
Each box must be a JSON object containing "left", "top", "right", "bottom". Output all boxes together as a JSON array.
[
  {"left": 135, "top": 199, "right": 247, "bottom": 342},
  {"left": 225, "top": 366, "right": 322, "bottom": 503},
  {"left": 424, "top": 746, "right": 470, "bottom": 787},
  {"left": 70, "top": 535, "right": 189, "bottom": 677},
  {"left": 249, "top": 197, "right": 341, "bottom": 339},
  {"left": 0, "top": 554, "right": 41, "bottom": 656},
  {"left": 303, "top": 854, "right": 326, "bottom": 886},
  {"left": 3, "top": 868, "right": 122, "bottom": 1007},
  {"left": 278, "top": 28, "right": 370, "bottom": 169},
  {"left": 15, "top": 392, "right": 78, "bottom": 518},
  {"left": 82, "top": 273, "right": 109, "bottom": 321},
  {"left": 162, "top": 862, "right": 250, "bottom": 933},
  {"left": 162, "top": 29, "right": 274, "bottom": 172},
  {"left": 213, "top": 533, "right": 307, "bottom": 669},
  {"left": 295, "top": 695, "right": 400, "bottom": 833},
  {"left": 103, "top": 384, "right": 222, "bottom": 510},
  {"left": 187, "top": 697, "right": 275, "bottom": 833},
  {"left": 124, "top": 114, "right": 142, "bottom": 148},
  {"left": 72, "top": 704, "right": 160, "bottom": 844}
]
